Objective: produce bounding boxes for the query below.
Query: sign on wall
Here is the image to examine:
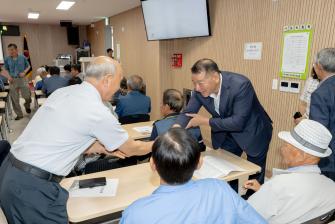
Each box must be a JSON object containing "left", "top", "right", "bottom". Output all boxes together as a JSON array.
[
  {"left": 244, "top": 42, "right": 262, "bottom": 60},
  {"left": 280, "top": 25, "right": 313, "bottom": 80}
]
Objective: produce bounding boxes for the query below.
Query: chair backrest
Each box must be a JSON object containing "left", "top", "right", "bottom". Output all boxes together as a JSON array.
[
  {"left": 85, "top": 157, "right": 138, "bottom": 174},
  {"left": 0, "top": 208, "right": 8, "bottom": 224},
  {"left": 0, "top": 140, "right": 11, "bottom": 167},
  {"left": 119, "top": 114, "right": 150, "bottom": 125},
  {"left": 302, "top": 209, "right": 335, "bottom": 224}
]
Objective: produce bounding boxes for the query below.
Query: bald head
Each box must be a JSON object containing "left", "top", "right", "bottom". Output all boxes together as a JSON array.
[
  {"left": 86, "top": 56, "right": 122, "bottom": 80},
  {"left": 85, "top": 56, "right": 123, "bottom": 102}
]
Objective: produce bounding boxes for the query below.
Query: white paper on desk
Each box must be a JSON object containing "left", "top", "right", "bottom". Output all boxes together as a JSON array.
[
  {"left": 133, "top": 126, "right": 152, "bottom": 134},
  {"left": 68, "top": 178, "right": 119, "bottom": 198},
  {"left": 194, "top": 155, "right": 246, "bottom": 179}
]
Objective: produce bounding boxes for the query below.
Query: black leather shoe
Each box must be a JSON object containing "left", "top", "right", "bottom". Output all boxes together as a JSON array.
[
  {"left": 15, "top": 116, "right": 23, "bottom": 120},
  {"left": 25, "top": 108, "right": 31, "bottom": 114}
]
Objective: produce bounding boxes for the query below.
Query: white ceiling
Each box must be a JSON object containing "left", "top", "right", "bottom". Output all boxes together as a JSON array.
[{"left": 0, "top": 0, "right": 141, "bottom": 25}]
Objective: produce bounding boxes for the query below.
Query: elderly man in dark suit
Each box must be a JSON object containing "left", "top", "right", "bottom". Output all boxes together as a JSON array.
[
  {"left": 175, "top": 59, "right": 273, "bottom": 196},
  {"left": 310, "top": 48, "right": 335, "bottom": 181},
  {"left": 115, "top": 75, "right": 151, "bottom": 119}
]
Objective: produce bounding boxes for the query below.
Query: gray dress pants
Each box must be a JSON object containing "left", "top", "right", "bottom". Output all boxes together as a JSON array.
[{"left": 0, "top": 157, "right": 68, "bottom": 224}]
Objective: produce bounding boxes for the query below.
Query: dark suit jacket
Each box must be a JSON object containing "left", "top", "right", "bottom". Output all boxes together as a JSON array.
[
  {"left": 176, "top": 71, "right": 273, "bottom": 157},
  {"left": 310, "top": 75, "right": 335, "bottom": 172},
  {"left": 115, "top": 90, "right": 151, "bottom": 118},
  {"left": 42, "top": 75, "right": 69, "bottom": 97}
]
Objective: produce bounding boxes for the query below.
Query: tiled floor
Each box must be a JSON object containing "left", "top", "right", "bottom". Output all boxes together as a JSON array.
[{"left": 7, "top": 97, "right": 37, "bottom": 144}]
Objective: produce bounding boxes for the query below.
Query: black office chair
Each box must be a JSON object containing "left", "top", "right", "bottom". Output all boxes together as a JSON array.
[
  {"left": 302, "top": 209, "right": 335, "bottom": 224},
  {"left": 84, "top": 156, "right": 138, "bottom": 174},
  {"left": 119, "top": 114, "right": 150, "bottom": 125},
  {"left": 0, "top": 140, "right": 10, "bottom": 167}
]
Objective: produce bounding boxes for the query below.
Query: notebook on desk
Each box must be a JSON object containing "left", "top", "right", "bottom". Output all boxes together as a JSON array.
[{"left": 132, "top": 126, "right": 152, "bottom": 134}]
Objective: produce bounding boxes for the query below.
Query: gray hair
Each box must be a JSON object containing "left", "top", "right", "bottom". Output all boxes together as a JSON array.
[
  {"left": 85, "top": 61, "right": 116, "bottom": 80},
  {"left": 127, "top": 75, "right": 144, "bottom": 91},
  {"left": 315, "top": 48, "right": 335, "bottom": 73},
  {"left": 36, "top": 67, "right": 46, "bottom": 76}
]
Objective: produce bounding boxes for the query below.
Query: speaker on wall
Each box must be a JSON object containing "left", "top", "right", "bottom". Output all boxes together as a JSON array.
[
  {"left": 60, "top": 20, "right": 72, "bottom": 27},
  {"left": 67, "top": 26, "right": 79, "bottom": 45}
]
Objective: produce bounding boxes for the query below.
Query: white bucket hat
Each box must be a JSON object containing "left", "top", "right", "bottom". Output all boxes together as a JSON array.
[{"left": 278, "top": 119, "right": 332, "bottom": 158}]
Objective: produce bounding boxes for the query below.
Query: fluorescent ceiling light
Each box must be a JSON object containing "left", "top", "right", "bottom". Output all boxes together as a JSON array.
[
  {"left": 28, "top": 12, "right": 39, "bottom": 19},
  {"left": 56, "top": 1, "right": 75, "bottom": 10}
]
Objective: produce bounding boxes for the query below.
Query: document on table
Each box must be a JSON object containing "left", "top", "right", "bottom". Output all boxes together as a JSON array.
[
  {"left": 194, "top": 155, "right": 246, "bottom": 179},
  {"left": 68, "top": 178, "right": 119, "bottom": 197},
  {"left": 133, "top": 126, "right": 152, "bottom": 134}
]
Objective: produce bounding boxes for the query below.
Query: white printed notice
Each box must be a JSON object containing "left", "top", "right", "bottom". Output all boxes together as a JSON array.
[
  {"left": 281, "top": 30, "right": 311, "bottom": 80},
  {"left": 194, "top": 155, "right": 246, "bottom": 179},
  {"left": 244, "top": 42, "right": 262, "bottom": 60}
]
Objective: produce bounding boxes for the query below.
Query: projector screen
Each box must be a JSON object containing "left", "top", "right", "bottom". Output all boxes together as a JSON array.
[
  {"left": 141, "top": 0, "right": 211, "bottom": 41},
  {"left": 0, "top": 35, "right": 4, "bottom": 64}
]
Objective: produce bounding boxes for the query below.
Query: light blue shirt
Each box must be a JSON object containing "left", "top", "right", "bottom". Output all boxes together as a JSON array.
[
  {"left": 121, "top": 179, "right": 267, "bottom": 224},
  {"left": 4, "top": 55, "right": 29, "bottom": 78}
]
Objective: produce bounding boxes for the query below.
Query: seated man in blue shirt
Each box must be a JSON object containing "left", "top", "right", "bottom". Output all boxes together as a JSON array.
[
  {"left": 121, "top": 128, "right": 266, "bottom": 224},
  {"left": 151, "top": 89, "right": 206, "bottom": 151},
  {"left": 115, "top": 75, "right": 151, "bottom": 119},
  {"left": 42, "top": 66, "right": 69, "bottom": 97}
]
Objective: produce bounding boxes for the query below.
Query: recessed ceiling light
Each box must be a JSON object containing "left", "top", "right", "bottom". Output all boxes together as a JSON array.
[
  {"left": 28, "top": 12, "right": 40, "bottom": 19},
  {"left": 56, "top": 1, "right": 75, "bottom": 10}
]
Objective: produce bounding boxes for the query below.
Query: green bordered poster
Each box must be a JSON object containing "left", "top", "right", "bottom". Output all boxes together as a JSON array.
[{"left": 280, "top": 25, "right": 313, "bottom": 80}]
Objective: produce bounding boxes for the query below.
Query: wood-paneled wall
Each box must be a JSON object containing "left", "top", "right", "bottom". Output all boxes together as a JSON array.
[
  {"left": 88, "top": 0, "right": 335, "bottom": 175},
  {"left": 87, "top": 20, "right": 106, "bottom": 57},
  {"left": 109, "top": 7, "right": 161, "bottom": 120},
  {"left": 2, "top": 23, "right": 86, "bottom": 74},
  {"left": 160, "top": 0, "right": 335, "bottom": 173}
]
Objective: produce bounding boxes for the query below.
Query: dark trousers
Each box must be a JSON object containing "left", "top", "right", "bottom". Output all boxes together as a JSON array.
[
  {"left": 222, "top": 135, "right": 269, "bottom": 198},
  {"left": 322, "top": 171, "right": 335, "bottom": 181},
  {"left": 319, "top": 156, "right": 335, "bottom": 181},
  {"left": 0, "top": 157, "right": 69, "bottom": 224}
]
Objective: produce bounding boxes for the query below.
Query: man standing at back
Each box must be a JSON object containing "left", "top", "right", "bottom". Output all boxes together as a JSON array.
[
  {"left": 107, "top": 48, "right": 114, "bottom": 59},
  {"left": 1, "top": 43, "right": 32, "bottom": 120},
  {"left": 176, "top": 59, "right": 273, "bottom": 197},
  {"left": 310, "top": 48, "right": 335, "bottom": 180}
]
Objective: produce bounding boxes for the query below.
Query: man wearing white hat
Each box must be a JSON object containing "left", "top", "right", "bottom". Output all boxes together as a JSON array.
[{"left": 244, "top": 119, "right": 335, "bottom": 224}]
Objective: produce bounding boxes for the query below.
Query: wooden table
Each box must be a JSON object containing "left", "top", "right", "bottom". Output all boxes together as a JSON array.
[
  {"left": 0, "top": 208, "right": 7, "bottom": 224},
  {"left": 0, "top": 92, "right": 8, "bottom": 99},
  {"left": 37, "top": 98, "right": 47, "bottom": 107},
  {"left": 62, "top": 149, "right": 260, "bottom": 223},
  {"left": 121, "top": 121, "right": 154, "bottom": 140}
]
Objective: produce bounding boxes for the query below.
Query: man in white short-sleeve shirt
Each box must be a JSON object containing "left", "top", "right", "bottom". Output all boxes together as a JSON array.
[{"left": 0, "top": 56, "right": 153, "bottom": 224}]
